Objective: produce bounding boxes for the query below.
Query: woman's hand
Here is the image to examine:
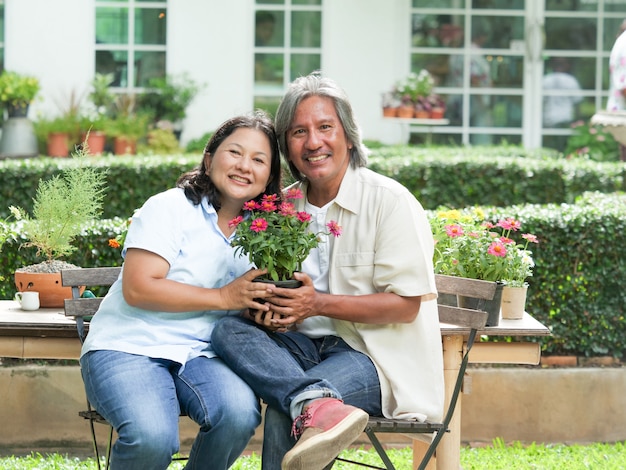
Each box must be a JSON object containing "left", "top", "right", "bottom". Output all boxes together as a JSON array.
[{"left": 220, "top": 269, "right": 274, "bottom": 312}]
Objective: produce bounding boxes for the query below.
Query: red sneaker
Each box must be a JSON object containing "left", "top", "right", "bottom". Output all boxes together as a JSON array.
[{"left": 281, "top": 397, "right": 369, "bottom": 470}]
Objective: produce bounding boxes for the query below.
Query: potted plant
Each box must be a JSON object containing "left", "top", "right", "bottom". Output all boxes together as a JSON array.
[
  {"left": 9, "top": 142, "right": 108, "bottom": 307},
  {"left": 0, "top": 70, "right": 41, "bottom": 117},
  {"left": 80, "top": 73, "right": 117, "bottom": 155},
  {"left": 429, "top": 207, "right": 539, "bottom": 325},
  {"left": 108, "top": 93, "right": 151, "bottom": 155},
  {"left": 35, "top": 114, "right": 82, "bottom": 157},
  {"left": 228, "top": 189, "right": 342, "bottom": 284},
  {"left": 137, "top": 73, "right": 202, "bottom": 138}
]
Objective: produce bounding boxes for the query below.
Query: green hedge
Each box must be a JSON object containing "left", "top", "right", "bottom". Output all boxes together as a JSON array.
[
  {"left": 1, "top": 147, "right": 624, "bottom": 219},
  {"left": 1, "top": 147, "right": 625, "bottom": 358}
]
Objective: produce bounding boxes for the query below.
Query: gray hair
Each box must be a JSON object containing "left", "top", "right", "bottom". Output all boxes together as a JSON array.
[{"left": 274, "top": 72, "right": 369, "bottom": 180}]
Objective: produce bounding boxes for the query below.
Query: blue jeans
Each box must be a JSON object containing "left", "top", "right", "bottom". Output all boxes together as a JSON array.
[
  {"left": 211, "top": 316, "right": 382, "bottom": 470},
  {"left": 80, "top": 350, "right": 261, "bottom": 470}
]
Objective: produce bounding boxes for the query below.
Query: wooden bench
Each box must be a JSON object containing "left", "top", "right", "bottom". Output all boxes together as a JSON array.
[
  {"left": 328, "top": 274, "right": 495, "bottom": 470},
  {"left": 62, "top": 266, "right": 191, "bottom": 470},
  {"left": 63, "top": 268, "right": 495, "bottom": 470}
]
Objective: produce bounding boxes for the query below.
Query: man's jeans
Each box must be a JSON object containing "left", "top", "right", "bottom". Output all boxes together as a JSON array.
[
  {"left": 212, "top": 316, "right": 382, "bottom": 470},
  {"left": 80, "top": 350, "right": 260, "bottom": 470}
]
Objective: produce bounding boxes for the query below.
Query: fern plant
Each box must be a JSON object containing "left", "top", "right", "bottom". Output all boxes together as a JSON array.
[{"left": 10, "top": 142, "right": 108, "bottom": 263}]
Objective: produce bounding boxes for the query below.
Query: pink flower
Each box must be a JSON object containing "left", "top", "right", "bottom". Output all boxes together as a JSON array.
[
  {"left": 259, "top": 200, "right": 277, "bottom": 212},
  {"left": 285, "top": 188, "right": 304, "bottom": 200},
  {"left": 522, "top": 233, "right": 538, "bottom": 244},
  {"left": 279, "top": 202, "right": 296, "bottom": 216},
  {"left": 497, "top": 218, "right": 521, "bottom": 231},
  {"left": 262, "top": 194, "right": 279, "bottom": 202},
  {"left": 250, "top": 218, "right": 268, "bottom": 232},
  {"left": 228, "top": 216, "right": 243, "bottom": 228},
  {"left": 243, "top": 201, "right": 258, "bottom": 211},
  {"left": 327, "top": 220, "right": 342, "bottom": 237},
  {"left": 445, "top": 224, "right": 464, "bottom": 237},
  {"left": 296, "top": 211, "right": 311, "bottom": 222},
  {"left": 488, "top": 241, "right": 507, "bottom": 257}
]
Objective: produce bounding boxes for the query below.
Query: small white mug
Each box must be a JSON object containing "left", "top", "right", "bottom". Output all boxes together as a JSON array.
[{"left": 14, "top": 291, "right": 40, "bottom": 311}]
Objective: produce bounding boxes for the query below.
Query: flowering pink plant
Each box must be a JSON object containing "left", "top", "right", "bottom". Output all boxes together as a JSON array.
[
  {"left": 430, "top": 208, "right": 538, "bottom": 287},
  {"left": 229, "top": 189, "right": 341, "bottom": 282}
]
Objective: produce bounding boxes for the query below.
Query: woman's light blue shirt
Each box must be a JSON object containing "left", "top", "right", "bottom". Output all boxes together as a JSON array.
[{"left": 80, "top": 188, "right": 253, "bottom": 366}]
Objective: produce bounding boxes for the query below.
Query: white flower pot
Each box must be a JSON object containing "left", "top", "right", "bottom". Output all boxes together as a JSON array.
[{"left": 501, "top": 285, "right": 528, "bottom": 320}]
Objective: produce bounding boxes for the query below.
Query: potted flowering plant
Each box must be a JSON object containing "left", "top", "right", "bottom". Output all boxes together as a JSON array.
[
  {"left": 430, "top": 208, "right": 539, "bottom": 323},
  {"left": 229, "top": 189, "right": 342, "bottom": 283}
]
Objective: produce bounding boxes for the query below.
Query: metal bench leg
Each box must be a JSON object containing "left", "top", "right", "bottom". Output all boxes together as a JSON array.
[{"left": 366, "top": 427, "right": 396, "bottom": 470}]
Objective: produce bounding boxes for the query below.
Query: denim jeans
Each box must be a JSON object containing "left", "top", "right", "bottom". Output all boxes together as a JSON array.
[
  {"left": 211, "top": 316, "right": 382, "bottom": 470},
  {"left": 80, "top": 350, "right": 261, "bottom": 470}
]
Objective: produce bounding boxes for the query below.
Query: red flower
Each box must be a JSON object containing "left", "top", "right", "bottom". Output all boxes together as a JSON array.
[
  {"left": 243, "top": 201, "right": 258, "bottom": 211},
  {"left": 296, "top": 211, "right": 311, "bottom": 223},
  {"left": 285, "top": 188, "right": 304, "bottom": 200},
  {"left": 250, "top": 218, "right": 268, "bottom": 232},
  {"left": 228, "top": 216, "right": 243, "bottom": 228}
]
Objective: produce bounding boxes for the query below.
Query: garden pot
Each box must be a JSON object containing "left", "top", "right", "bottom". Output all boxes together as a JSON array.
[
  {"left": 397, "top": 105, "right": 415, "bottom": 119},
  {"left": 382, "top": 107, "right": 398, "bottom": 118},
  {"left": 501, "top": 284, "right": 528, "bottom": 320},
  {"left": 82, "top": 131, "right": 106, "bottom": 156},
  {"left": 457, "top": 281, "right": 504, "bottom": 327},
  {"left": 113, "top": 136, "right": 137, "bottom": 155},
  {"left": 14, "top": 271, "right": 79, "bottom": 308},
  {"left": 253, "top": 277, "right": 302, "bottom": 289},
  {"left": 47, "top": 132, "right": 70, "bottom": 158},
  {"left": 431, "top": 107, "right": 445, "bottom": 119},
  {"left": 0, "top": 117, "right": 38, "bottom": 159},
  {"left": 415, "top": 110, "right": 430, "bottom": 119}
]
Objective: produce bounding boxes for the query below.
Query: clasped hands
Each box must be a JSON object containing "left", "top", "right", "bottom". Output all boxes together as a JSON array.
[{"left": 246, "top": 271, "right": 315, "bottom": 332}]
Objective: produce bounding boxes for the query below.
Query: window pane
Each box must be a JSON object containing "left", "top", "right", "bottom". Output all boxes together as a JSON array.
[
  {"left": 257, "top": 0, "right": 284, "bottom": 4},
  {"left": 473, "top": 16, "right": 524, "bottom": 49},
  {"left": 96, "top": 7, "right": 129, "bottom": 45},
  {"left": 290, "top": 53, "right": 320, "bottom": 81},
  {"left": 96, "top": 50, "right": 126, "bottom": 87},
  {"left": 255, "top": 53, "right": 284, "bottom": 85},
  {"left": 256, "top": 10, "right": 284, "bottom": 47},
  {"left": 472, "top": 0, "right": 523, "bottom": 9},
  {"left": 136, "top": 51, "right": 166, "bottom": 87},
  {"left": 545, "top": 17, "right": 596, "bottom": 50},
  {"left": 293, "top": 0, "right": 321, "bottom": 5},
  {"left": 412, "top": 0, "right": 465, "bottom": 7},
  {"left": 411, "top": 53, "right": 452, "bottom": 86},
  {"left": 604, "top": 18, "right": 625, "bottom": 52},
  {"left": 135, "top": 8, "right": 166, "bottom": 45},
  {"left": 412, "top": 15, "right": 464, "bottom": 48},
  {"left": 291, "top": 12, "right": 321, "bottom": 48},
  {"left": 546, "top": 0, "right": 597, "bottom": 12},
  {"left": 254, "top": 96, "right": 281, "bottom": 118}
]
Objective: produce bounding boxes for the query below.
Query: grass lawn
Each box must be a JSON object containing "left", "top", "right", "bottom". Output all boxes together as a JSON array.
[{"left": 1, "top": 440, "right": 625, "bottom": 469}]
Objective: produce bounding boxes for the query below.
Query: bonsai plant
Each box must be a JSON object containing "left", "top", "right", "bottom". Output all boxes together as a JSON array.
[{"left": 10, "top": 142, "right": 108, "bottom": 306}]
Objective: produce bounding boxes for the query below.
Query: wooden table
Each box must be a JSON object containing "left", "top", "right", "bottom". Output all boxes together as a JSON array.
[{"left": 0, "top": 300, "right": 549, "bottom": 469}]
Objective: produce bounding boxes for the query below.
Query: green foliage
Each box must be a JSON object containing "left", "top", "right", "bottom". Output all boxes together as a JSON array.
[
  {"left": 564, "top": 121, "right": 620, "bottom": 161},
  {"left": 231, "top": 191, "right": 340, "bottom": 281},
  {"left": 0, "top": 70, "right": 40, "bottom": 109},
  {"left": 138, "top": 73, "right": 202, "bottom": 123},
  {"left": 9, "top": 145, "right": 108, "bottom": 262},
  {"left": 185, "top": 132, "right": 213, "bottom": 153},
  {"left": 137, "top": 128, "right": 182, "bottom": 155}
]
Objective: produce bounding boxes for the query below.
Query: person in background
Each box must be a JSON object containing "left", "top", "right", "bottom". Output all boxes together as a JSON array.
[
  {"left": 80, "top": 112, "right": 282, "bottom": 469},
  {"left": 212, "top": 73, "right": 443, "bottom": 470},
  {"left": 542, "top": 57, "right": 582, "bottom": 151},
  {"left": 608, "top": 18, "right": 626, "bottom": 160}
]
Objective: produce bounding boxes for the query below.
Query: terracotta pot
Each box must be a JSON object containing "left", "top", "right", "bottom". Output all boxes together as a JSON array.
[
  {"left": 415, "top": 110, "right": 431, "bottom": 119},
  {"left": 431, "top": 107, "right": 445, "bottom": 119},
  {"left": 14, "top": 271, "right": 84, "bottom": 308},
  {"left": 114, "top": 136, "right": 137, "bottom": 155},
  {"left": 396, "top": 106, "right": 415, "bottom": 119},
  {"left": 382, "top": 107, "right": 398, "bottom": 118},
  {"left": 82, "top": 131, "right": 106, "bottom": 156},
  {"left": 47, "top": 132, "right": 70, "bottom": 158}
]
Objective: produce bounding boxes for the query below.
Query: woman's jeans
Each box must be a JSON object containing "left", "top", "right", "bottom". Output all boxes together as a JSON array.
[
  {"left": 211, "top": 316, "right": 382, "bottom": 470},
  {"left": 80, "top": 350, "right": 261, "bottom": 470}
]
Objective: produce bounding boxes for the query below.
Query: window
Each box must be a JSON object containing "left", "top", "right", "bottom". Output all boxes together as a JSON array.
[
  {"left": 254, "top": 0, "right": 322, "bottom": 116},
  {"left": 95, "top": 0, "right": 167, "bottom": 90}
]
